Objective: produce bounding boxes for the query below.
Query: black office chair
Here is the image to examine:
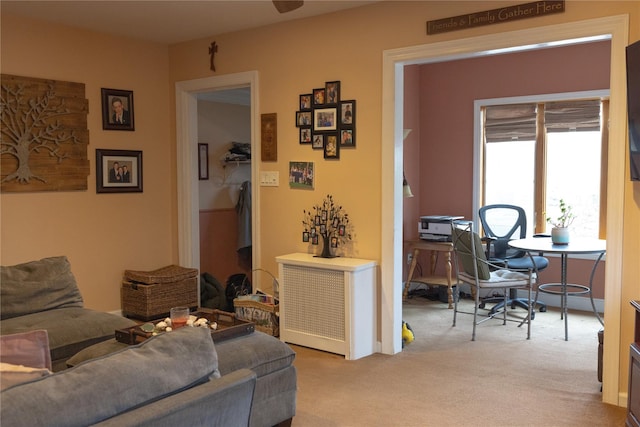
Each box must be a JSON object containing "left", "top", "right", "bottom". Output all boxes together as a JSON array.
[{"left": 478, "top": 204, "right": 549, "bottom": 316}]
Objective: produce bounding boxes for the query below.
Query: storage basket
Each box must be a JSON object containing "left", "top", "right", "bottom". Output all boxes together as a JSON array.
[
  {"left": 121, "top": 265, "right": 198, "bottom": 321},
  {"left": 234, "top": 295, "right": 279, "bottom": 337}
]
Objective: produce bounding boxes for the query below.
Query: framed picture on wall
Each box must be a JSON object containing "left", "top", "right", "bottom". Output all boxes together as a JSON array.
[
  {"left": 311, "top": 133, "right": 324, "bottom": 150},
  {"left": 340, "top": 100, "right": 355, "bottom": 126},
  {"left": 312, "top": 88, "right": 325, "bottom": 106},
  {"left": 314, "top": 107, "right": 337, "bottom": 131},
  {"left": 300, "top": 94, "right": 312, "bottom": 111},
  {"left": 198, "top": 143, "right": 209, "bottom": 180},
  {"left": 323, "top": 133, "right": 339, "bottom": 159},
  {"left": 325, "top": 81, "right": 340, "bottom": 105},
  {"left": 289, "top": 161, "right": 314, "bottom": 190},
  {"left": 101, "top": 88, "right": 135, "bottom": 131},
  {"left": 340, "top": 128, "right": 355, "bottom": 148},
  {"left": 96, "top": 149, "right": 143, "bottom": 193}
]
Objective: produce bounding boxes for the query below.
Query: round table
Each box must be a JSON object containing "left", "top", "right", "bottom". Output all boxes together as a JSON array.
[{"left": 508, "top": 237, "right": 606, "bottom": 341}]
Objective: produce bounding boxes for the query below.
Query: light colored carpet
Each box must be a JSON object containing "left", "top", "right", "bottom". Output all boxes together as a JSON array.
[{"left": 290, "top": 296, "right": 626, "bottom": 426}]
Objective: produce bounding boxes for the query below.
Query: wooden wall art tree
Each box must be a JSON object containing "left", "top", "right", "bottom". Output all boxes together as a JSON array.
[{"left": 1, "top": 74, "right": 89, "bottom": 192}]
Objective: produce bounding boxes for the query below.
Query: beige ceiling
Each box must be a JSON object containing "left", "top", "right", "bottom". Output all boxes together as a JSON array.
[{"left": 1, "top": 0, "right": 379, "bottom": 45}]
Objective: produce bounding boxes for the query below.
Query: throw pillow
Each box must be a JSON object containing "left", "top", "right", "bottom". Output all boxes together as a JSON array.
[
  {"left": 0, "top": 256, "right": 83, "bottom": 320},
  {"left": 0, "top": 330, "right": 52, "bottom": 370},
  {"left": 0, "top": 362, "right": 51, "bottom": 391}
]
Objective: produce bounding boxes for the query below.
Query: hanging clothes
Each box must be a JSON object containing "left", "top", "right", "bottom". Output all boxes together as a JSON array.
[{"left": 236, "top": 181, "right": 252, "bottom": 258}]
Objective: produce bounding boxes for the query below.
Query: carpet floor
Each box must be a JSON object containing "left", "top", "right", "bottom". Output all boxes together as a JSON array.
[{"left": 290, "top": 295, "right": 626, "bottom": 426}]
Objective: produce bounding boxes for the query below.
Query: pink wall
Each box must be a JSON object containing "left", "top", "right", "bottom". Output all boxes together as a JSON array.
[{"left": 405, "top": 40, "right": 611, "bottom": 299}]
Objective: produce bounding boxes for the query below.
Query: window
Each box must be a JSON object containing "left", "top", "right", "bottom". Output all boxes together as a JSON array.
[{"left": 479, "top": 94, "right": 608, "bottom": 239}]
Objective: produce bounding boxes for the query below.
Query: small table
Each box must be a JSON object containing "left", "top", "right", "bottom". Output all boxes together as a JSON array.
[
  {"left": 508, "top": 237, "right": 605, "bottom": 341},
  {"left": 403, "top": 240, "right": 459, "bottom": 309}
]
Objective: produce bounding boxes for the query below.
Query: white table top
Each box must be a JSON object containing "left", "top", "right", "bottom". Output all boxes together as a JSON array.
[{"left": 509, "top": 237, "right": 606, "bottom": 254}]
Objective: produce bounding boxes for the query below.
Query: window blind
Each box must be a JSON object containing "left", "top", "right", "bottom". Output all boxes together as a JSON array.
[
  {"left": 484, "top": 103, "right": 537, "bottom": 142},
  {"left": 544, "top": 99, "right": 601, "bottom": 132}
]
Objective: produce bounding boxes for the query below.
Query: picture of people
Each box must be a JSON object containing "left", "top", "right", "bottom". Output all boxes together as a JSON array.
[
  {"left": 313, "top": 88, "right": 325, "bottom": 105},
  {"left": 300, "top": 94, "right": 311, "bottom": 110},
  {"left": 341, "top": 129, "right": 355, "bottom": 147},
  {"left": 314, "top": 108, "right": 337, "bottom": 131},
  {"left": 324, "top": 134, "right": 339, "bottom": 159},
  {"left": 101, "top": 88, "right": 135, "bottom": 131},
  {"left": 300, "top": 128, "right": 312, "bottom": 144},
  {"left": 341, "top": 100, "right": 355, "bottom": 125},
  {"left": 297, "top": 111, "right": 312, "bottom": 127},
  {"left": 312, "top": 134, "right": 324, "bottom": 149},
  {"left": 289, "top": 161, "right": 314, "bottom": 190},
  {"left": 325, "top": 81, "right": 340, "bottom": 104},
  {"left": 108, "top": 160, "right": 133, "bottom": 183}
]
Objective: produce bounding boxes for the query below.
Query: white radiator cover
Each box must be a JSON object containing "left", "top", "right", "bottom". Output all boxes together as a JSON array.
[{"left": 276, "top": 253, "right": 377, "bottom": 360}]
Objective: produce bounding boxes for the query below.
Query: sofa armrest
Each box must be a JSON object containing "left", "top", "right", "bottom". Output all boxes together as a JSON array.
[{"left": 94, "top": 369, "right": 257, "bottom": 427}]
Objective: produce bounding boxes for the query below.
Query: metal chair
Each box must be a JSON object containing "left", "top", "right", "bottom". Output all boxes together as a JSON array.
[
  {"left": 451, "top": 221, "right": 535, "bottom": 341},
  {"left": 478, "top": 204, "right": 548, "bottom": 317}
]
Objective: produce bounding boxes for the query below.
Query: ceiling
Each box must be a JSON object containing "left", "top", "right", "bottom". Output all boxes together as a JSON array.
[{"left": 1, "top": 0, "right": 379, "bottom": 45}]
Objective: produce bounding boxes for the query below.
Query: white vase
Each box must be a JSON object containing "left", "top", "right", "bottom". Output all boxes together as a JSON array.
[{"left": 551, "top": 227, "right": 570, "bottom": 245}]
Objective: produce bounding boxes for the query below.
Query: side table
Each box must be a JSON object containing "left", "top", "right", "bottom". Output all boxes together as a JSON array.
[{"left": 403, "top": 240, "right": 459, "bottom": 309}]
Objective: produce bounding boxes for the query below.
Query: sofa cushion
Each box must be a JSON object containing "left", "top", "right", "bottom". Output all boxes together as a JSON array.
[
  {"left": 216, "top": 331, "right": 296, "bottom": 378},
  {"left": 0, "top": 329, "right": 52, "bottom": 370},
  {"left": 0, "top": 362, "right": 51, "bottom": 391},
  {"left": 1, "top": 327, "right": 220, "bottom": 427},
  {"left": 0, "top": 307, "right": 137, "bottom": 366},
  {"left": 1, "top": 256, "right": 83, "bottom": 320}
]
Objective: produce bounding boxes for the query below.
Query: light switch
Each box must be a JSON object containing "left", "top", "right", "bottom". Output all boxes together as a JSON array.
[{"left": 260, "top": 171, "right": 279, "bottom": 186}]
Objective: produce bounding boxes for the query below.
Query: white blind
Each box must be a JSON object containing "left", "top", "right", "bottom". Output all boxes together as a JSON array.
[
  {"left": 544, "top": 99, "right": 601, "bottom": 132},
  {"left": 484, "top": 103, "right": 537, "bottom": 142}
]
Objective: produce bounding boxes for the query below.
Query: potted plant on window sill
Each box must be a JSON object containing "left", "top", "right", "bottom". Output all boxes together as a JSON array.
[{"left": 546, "top": 199, "right": 575, "bottom": 245}]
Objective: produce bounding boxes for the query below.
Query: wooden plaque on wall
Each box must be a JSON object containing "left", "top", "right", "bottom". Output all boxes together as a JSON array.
[
  {"left": 261, "top": 113, "right": 277, "bottom": 162},
  {"left": 1, "top": 74, "right": 90, "bottom": 192}
]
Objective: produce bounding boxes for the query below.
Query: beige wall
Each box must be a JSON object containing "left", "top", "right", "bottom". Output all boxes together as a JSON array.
[
  {"left": 1, "top": 0, "right": 639, "bottom": 404},
  {"left": 0, "top": 14, "right": 175, "bottom": 310}
]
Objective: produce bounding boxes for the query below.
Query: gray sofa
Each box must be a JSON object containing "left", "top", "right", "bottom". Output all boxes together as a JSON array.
[
  {"left": 0, "top": 256, "right": 298, "bottom": 427},
  {"left": 2, "top": 327, "right": 258, "bottom": 426},
  {"left": 0, "top": 256, "right": 138, "bottom": 371}
]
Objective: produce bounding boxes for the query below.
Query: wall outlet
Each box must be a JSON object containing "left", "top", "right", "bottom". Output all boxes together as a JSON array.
[{"left": 407, "top": 253, "right": 413, "bottom": 265}]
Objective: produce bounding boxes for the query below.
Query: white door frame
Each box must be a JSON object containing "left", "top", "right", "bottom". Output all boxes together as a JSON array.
[
  {"left": 175, "top": 71, "right": 261, "bottom": 284},
  {"left": 381, "top": 15, "right": 628, "bottom": 406}
]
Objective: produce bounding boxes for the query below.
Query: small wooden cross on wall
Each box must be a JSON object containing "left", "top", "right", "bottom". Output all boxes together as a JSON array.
[{"left": 209, "top": 41, "right": 218, "bottom": 72}]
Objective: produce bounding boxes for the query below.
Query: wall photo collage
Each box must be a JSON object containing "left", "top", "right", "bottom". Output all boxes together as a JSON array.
[{"left": 296, "top": 80, "right": 355, "bottom": 160}]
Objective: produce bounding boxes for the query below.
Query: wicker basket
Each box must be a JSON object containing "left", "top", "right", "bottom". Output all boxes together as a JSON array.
[
  {"left": 121, "top": 265, "right": 198, "bottom": 321},
  {"left": 234, "top": 296, "right": 279, "bottom": 337}
]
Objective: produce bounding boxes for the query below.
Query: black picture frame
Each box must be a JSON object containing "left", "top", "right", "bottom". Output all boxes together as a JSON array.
[
  {"left": 314, "top": 107, "right": 338, "bottom": 132},
  {"left": 101, "top": 88, "right": 135, "bottom": 131},
  {"left": 198, "top": 143, "right": 209, "bottom": 180},
  {"left": 300, "top": 127, "right": 312, "bottom": 144},
  {"left": 340, "top": 128, "right": 356, "bottom": 148},
  {"left": 300, "top": 94, "right": 312, "bottom": 111},
  {"left": 96, "top": 149, "right": 143, "bottom": 193},
  {"left": 340, "top": 100, "right": 355, "bottom": 126},
  {"left": 311, "top": 133, "right": 324, "bottom": 150},
  {"left": 324, "top": 132, "right": 340, "bottom": 159},
  {"left": 296, "top": 111, "right": 312, "bottom": 127},
  {"left": 312, "top": 88, "right": 325, "bottom": 106},
  {"left": 325, "top": 81, "right": 340, "bottom": 105}
]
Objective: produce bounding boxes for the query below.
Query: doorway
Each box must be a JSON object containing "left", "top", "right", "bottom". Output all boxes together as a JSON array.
[
  {"left": 175, "top": 71, "right": 263, "bottom": 288},
  {"left": 381, "top": 15, "right": 628, "bottom": 405}
]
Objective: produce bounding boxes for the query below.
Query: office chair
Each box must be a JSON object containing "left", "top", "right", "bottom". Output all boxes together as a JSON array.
[
  {"left": 451, "top": 221, "right": 534, "bottom": 340},
  {"left": 478, "top": 204, "right": 548, "bottom": 317}
]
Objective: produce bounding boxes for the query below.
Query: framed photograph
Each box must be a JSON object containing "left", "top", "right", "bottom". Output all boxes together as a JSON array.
[
  {"left": 289, "top": 161, "right": 314, "bottom": 190},
  {"left": 300, "top": 127, "right": 312, "bottom": 144},
  {"left": 296, "top": 111, "right": 312, "bottom": 127},
  {"left": 198, "top": 143, "right": 209, "bottom": 180},
  {"left": 303, "top": 231, "right": 310, "bottom": 242},
  {"left": 312, "top": 88, "right": 325, "bottom": 106},
  {"left": 300, "top": 94, "right": 312, "bottom": 111},
  {"left": 261, "top": 113, "right": 277, "bottom": 162},
  {"left": 340, "top": 128, "right": 355, "bottom": 148},
  {"left": 101, "top": 88, "right": 135, "bottom": 131},
  {"left": 340, "top": 100, "right": 355, "bottom": 126},
  {"left": 314, "top": 107, "right": 337, "bottom": 131},
  {"left": 312, "top": 133, "right": 324, "bottom": 150},
  {"left": 325, "top": 81, "right": 340, "bottom": 105},
  {"left": 324, "top": 133, "right": 340, "bottom": 159},
  {"left": 96, "top": 149, "right": 142, "bottom": 193}
]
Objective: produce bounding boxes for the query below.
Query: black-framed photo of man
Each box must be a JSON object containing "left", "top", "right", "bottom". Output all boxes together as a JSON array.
[
  {"left": 101, "top": 88, "right": 135, "bottom": 131},
  {"left": 96, "top": 149, "right": 143, "bottom": 193}
]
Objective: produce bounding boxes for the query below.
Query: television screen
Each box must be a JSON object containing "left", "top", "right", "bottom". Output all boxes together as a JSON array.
[{"left": 626, "top": 40, "right": 640, "bottom": 181}]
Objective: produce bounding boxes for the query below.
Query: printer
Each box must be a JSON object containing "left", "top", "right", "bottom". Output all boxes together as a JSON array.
[{"left": 418, "top": 215, "right": 464, "bottom": 241}]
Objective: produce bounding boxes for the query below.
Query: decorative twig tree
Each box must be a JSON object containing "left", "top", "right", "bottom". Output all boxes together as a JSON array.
[{"left": 302, "top": 194, "right": 352, "bottom": 258}]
